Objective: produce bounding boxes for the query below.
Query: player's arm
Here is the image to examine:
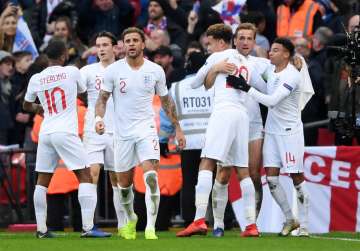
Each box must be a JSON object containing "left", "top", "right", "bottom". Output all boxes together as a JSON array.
[
  {"left": 23, "top": 101, "right": 43, "bottom": 115},
  {"left": 94, "top": 90, "right": 111, "bottom": 135},
  {"left": 159, "top": 94, "right": 186, "bottom": 149},
  {"left": 247, "top": 85, "right": 290, "bottom": 107},
  {"left": 23, "top": 77, "right": 43, "bottom": 115},
  {"left": 204, "top": 58, "right": 237, "bottom": 90},
  {"left": 226, "top": 74, "right": 292, "bottom": 107},
  {"left": 190, "top": 53, "right": 219, "bottom": 89}
]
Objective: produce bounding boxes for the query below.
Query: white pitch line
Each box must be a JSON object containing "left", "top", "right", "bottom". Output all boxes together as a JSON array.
[{"left": 311, "top": 236, "right": 360, "bottom": 242}]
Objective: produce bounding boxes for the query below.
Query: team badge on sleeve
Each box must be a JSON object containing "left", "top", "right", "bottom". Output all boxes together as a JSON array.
[{"left": 283, "top": 83, "right": 293, "bottom": 92}]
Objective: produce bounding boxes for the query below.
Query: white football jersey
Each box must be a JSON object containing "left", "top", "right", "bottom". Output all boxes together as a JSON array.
[
  {"left": 264, "top": 64, "right": 302, "bottom": 135},
  {"left": 25, "top": 65, "right": 86, "bottom": 135},
  {"left": 102, "top": 58, "right": 168, "bottom": 139},
  {"left": 245, "top": 55, "right": 270, "bottom": 124},
  {"left": 192, "top": 49, "right": 253, "bottom": 111},
  {"left": 81, "top": 62, "right": 115, "bottom": 133}
]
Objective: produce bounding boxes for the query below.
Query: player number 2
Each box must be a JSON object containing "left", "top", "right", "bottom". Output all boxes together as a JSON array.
[
  {"left": 152, "top": 139, "right": 159, "bottom": 151},
  {"left": 119, "top": 80, "right": 126, "bottom": 93},
  {"left": 44, "top": 87, "right": 67, "bottom": 115}
]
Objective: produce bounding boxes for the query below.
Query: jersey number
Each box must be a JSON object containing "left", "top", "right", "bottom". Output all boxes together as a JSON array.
[
  {"left": 119, "top": 80, "right": 126, "bottom": 93},
  {"left": 45, "top": 87, "right": 67, "bottom": 115},
  {"left": 226, "top": 65, "right": 249, "bottom": 89},
  {"left": 95, "top": 77, "right": 102, "bottom": 90}
]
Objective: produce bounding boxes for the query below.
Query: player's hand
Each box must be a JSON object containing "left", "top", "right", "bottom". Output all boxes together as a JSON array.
[
  {"left": 226, "top": 75, "right": 250, "bottom": 92},
  {"left": 175, "top": 127, "right": 186, "bottom": 150},
  {"left": 214, "top": 58, "right": 237, "bottom": 74},
  {"left": 95, "top": 121, "right": 105, "bottom": 135},
  {"left": 291, "top": 55, "right": 303, "bottom": 71}
]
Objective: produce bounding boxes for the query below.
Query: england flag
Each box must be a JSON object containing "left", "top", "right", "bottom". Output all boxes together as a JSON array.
[{"left": 13, "top": 16, "right": 38, "bottom": 59}]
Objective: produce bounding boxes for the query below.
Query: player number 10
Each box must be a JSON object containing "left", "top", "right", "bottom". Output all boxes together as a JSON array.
[{"left": 44, "top": 87, "right": 67, "bottom": 115}]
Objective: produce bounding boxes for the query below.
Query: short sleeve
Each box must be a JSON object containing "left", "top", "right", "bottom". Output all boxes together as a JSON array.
[
  {"left": 190, "top": 52, "right": 219, "bottom": 88},
  {"left": 71, "top": 67, "right": 86, "bottom": 94},
  {"left": 24, "top": 77, "right": 37, "bottom": 102},
  {"left": 102, "top": 66, "right": 115, "bottom": 93},
  {"left": 80, "top": 66, "right": 89, "bottom": 89},
  {"left": 155, "top": 66, "right": 168, "bottom": 97}
]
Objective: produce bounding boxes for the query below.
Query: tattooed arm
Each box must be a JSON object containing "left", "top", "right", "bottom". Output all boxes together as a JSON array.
[
  {"left": 94, "top": 90, "right": 111, "bottom": 135},
  {"left": 159, "top": 94, "right": 186, "bottom": 149}
]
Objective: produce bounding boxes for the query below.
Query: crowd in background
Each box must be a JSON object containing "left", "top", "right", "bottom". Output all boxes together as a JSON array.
[{"left": 0, "top": 0, "right": 360, "bottom": 229}]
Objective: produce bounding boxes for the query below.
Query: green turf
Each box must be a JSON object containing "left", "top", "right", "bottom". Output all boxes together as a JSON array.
[{"left": 0, "top": 231, "right": 359, "bottom": 251}]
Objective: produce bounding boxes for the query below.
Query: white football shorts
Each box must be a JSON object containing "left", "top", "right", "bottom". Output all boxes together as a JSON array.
[
  {"left": 36, "top": 132, "right": 89, "bottom": 173},
  {"left": 201, "top": 106, "right": 249, "bottom": 167},
  {"left": 263, "top": 130, "right": 305, "bottom": 173},
  {"left": 114, "top": 132, "right": 160, "bottom": 172},
  {"left": 83, "top": 131, "right": 114, "bottom": 171}
]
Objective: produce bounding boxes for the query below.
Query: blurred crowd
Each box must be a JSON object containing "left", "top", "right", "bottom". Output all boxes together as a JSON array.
[
  {"left": 0, "top": 0, "right": 360, "bottom": 148},
  {"left": 0, "top": 0, "right": 359, "bottom": 231}
]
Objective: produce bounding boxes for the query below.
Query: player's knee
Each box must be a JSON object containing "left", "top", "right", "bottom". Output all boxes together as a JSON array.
[
  {"left": 75, "top": 168, "right": 93, "bottom": 183},
  {"left": 145, "top": 171, "right": 158, "bottom": 194},
  {"left": 266, "top": 176, "right": 279, "bottom": 192}
]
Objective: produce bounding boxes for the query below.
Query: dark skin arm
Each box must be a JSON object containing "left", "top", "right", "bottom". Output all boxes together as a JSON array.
[{"left": 23, "top": 101, "right": 44, "bottom": 115}]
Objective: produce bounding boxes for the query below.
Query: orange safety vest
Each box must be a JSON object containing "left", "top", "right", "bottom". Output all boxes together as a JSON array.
[
  {"left": 277, "top": 0, "right": 320, "bottom": 39},
  {"left": 133, "top": 153, "right": 182, "bottom": 196},
  {"left": 31, "top": 99, "right": 86, "bottom": 194}
]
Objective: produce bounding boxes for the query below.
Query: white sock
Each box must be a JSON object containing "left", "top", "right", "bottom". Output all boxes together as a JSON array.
[
  {"left": 194, "top": 170, "right": 213, "bottom": 221},
  {"left": 144, "top": 171, "right": 160, "bottom": 231},
  {"left": 212, "top": 180, "right": 228, "bottom": 229},
  {"left": 240, "top": 177, "right": 256, "bottom": 225},
  {"left": 78, "top": 183, "right": 97, "bottom": 232},
  {"left": 267, "top": 176, "right": 294, "bottom": 221},
  {"left": 295, "top": 181, "right": 309, "bottom": 229},
  {"left": 112, "top": 186, "right": 126, "bottom": 229},
  {"left": 33, "top": 185, "right": 48, "bottom": 233},
  {"left": 118, "top": 184, "right": 137, "bottom": 221}
]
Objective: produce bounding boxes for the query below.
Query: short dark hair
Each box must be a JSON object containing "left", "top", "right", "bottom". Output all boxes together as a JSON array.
[
  {"left": 206, "top": 24, "right": 233, "bottom": 44},
  {"left": 154, "top": 45, "right": 172, "bottom": 57},
  {"left": 95, "top": 31, "right": 117, "bottom": 46},
  {"left": 12, "top": 51, "right": 32, "bottom": 62},
  {"left": 45, "top": 39, "right": 67, "bottom": 60},
  {"left": 273, "top": 37, "right": 295, "bottom": 57},
  {"left": 121, "top": 27, "right": 145, "bottom": 42}
]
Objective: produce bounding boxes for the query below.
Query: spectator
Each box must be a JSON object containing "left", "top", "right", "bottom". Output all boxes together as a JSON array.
[
  {"left": 302, "top": 26, "right": 333, "bottom": 145},
  {"left": 277, "top": 0, "right": 323, "bottom": 39},
  {"left": 153, "top": 45, "right": 185, "bottom": 89},
  {"left": 140, "top": 0, "right": 187, "bottom": 49},
  {"left": 0, "top": 3, "right": 19, "bottom": 52},
  {"left": 10, "top": 51, "right": 33, "bottom": 147},
  {"left": 348, "top": 14, "right": 359, "bottom": 32},
  {"left": 0, "top": 50, "right": 15, "bottom": 145},
  {"left": 294, "top": 37, "right": 311, "bottom": 60},
  {"left": 51, "top": 16, "right": 87, "bottom": 65},
  {"left": 145, "top": 29, "right": 183, "bottom": 67},
  {"left": 316, "top": 0, "right": 351, "bottom": 34},
  {"left": 77, "top": 0, "right": 134, "bottom": 45},
  {"left": 29, "top": 0, "right": 79, "bottom": 49}
]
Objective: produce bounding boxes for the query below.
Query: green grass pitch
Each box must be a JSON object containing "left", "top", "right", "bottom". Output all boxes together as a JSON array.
[{"left": 0, "top": 231, "right": 359, "bottom": 251}]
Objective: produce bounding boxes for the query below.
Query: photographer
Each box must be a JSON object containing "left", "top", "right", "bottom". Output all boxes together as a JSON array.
[{"left": 325, "top": 14, "right": 360, "bottom": 145}]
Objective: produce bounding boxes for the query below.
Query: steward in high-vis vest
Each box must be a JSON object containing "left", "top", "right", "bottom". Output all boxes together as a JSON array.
[
  {"left": 159, "top": 51, "right": 213, "bottom": 226},
  {"left": 277, "top": 0, "right": 323, "bottom": 39}
]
